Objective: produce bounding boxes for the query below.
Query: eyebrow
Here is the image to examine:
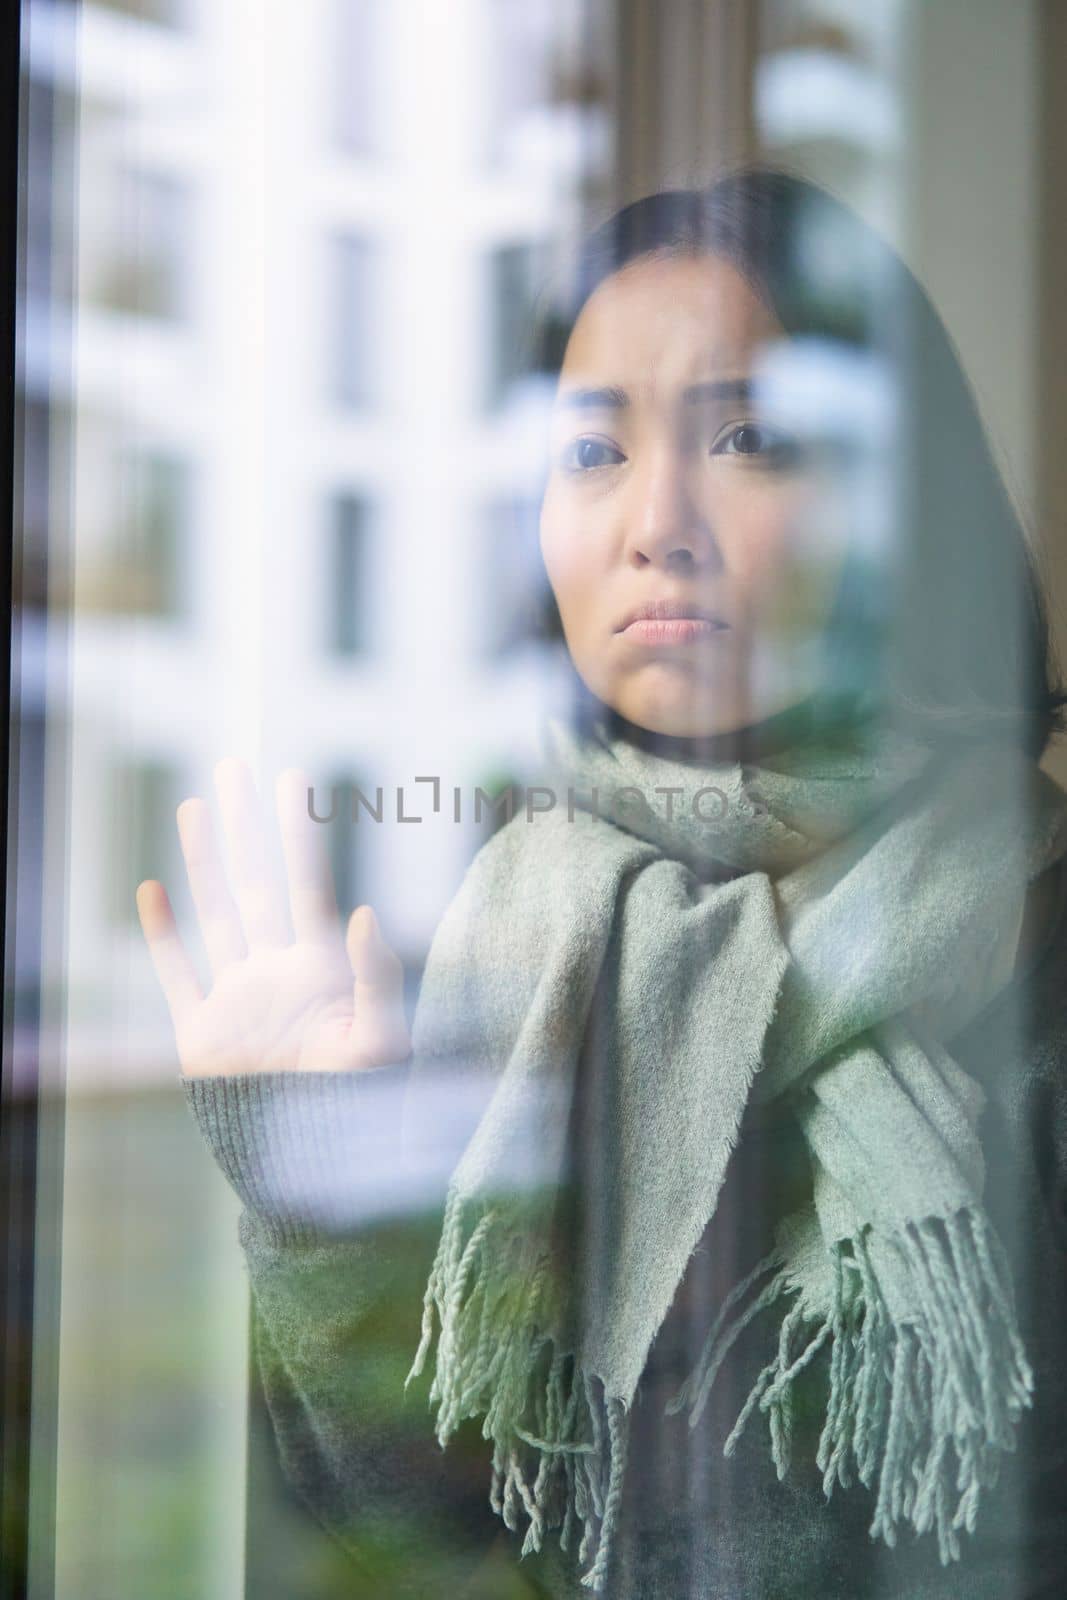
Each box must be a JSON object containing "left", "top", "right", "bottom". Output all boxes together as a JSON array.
[
  {"left": 553, "top": 377, "right": 756, "bottom": 411},
  {"left": 553, "top": 385, "right": 630, "bottom": 411}
]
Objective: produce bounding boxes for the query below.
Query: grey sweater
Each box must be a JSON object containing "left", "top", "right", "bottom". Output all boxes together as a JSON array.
[{"left": 185, "top": 858, "right": 1067, "bottom": 1600}]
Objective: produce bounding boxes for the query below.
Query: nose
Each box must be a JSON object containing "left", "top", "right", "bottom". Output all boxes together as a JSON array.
[{"left": 624, "top": 441, "right": 720, "bottom": 571}]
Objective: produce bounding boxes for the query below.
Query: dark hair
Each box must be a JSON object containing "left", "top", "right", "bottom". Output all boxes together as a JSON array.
[{"left": 522, "top": 162, "right": 1067, "bottom": 761}]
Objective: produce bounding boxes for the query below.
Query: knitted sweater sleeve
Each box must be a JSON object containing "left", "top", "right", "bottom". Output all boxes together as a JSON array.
[{"left": 180, "top": 1067, "right": 526, "bottom": 1598}]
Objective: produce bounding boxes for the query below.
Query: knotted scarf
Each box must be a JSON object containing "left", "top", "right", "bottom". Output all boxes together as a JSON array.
[{"left": 403, "top": 703, "right": 1067, "bottom": 1589}]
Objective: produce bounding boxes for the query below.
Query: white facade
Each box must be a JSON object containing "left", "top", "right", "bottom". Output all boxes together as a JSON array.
[{"left": 62, "top": 0, "right": 604, "bottom": 1084}]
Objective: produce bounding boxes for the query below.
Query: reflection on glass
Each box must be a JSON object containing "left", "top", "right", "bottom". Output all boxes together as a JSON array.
[
  {"left": 327, "top": 494, "right": 370, "bottom": 657},
  {"left": 324, "top": 771, "right": 368, "bottom": 914},
  {"left": 330, "top": 232, "right": 379, "bottom": 412},
  {"left": 106, "top": 756, "right": 185, "bottom": 929},
  {"left": 486, "top": 239, "right": 547, "bottom": 411},
  {"left": 93, "top": 168, "right": 191, "bottom": 323},
  {"left": 8, "top": 4, "right": 1067, "bottom": 1600},
  {"left": 480, "top": 495, "right": 550, "bottom": 659},
  {"left": 331, "top": 0, "right": 381, "bottom": 157}
]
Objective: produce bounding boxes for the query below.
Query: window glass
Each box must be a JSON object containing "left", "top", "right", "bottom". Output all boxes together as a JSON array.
[
  {"left": 105, "top": 757, "right": 185, "bottom": 928},
  {"left": 91, "top": 168, "right": 192, "bottom": 323},
  {"left": 322, "top": 772, "right": 369, "bottom": 914},
  {"left": 330, "top": 0, "right": 382, "bottom": 157},
  {"left": 327, "top": 494, "right": 371, "bottom": 656},
  {"left": 485, "top": 239, "right": 547, "bottom": 411},
  {"left": 8, "top": 5, "right": 1067, "bottom": 1600},
  {"left": 480, "top": 495, "right": 549, "bottom": 658},
  {"left": 329, "top": 233, "right": 379, "bottom": 412}
]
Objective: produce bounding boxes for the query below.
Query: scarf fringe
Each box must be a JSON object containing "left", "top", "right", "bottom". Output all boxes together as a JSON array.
[
  {"left": 670, "top": 1205, "right": 1034, "bottom": 1566},
  {"left": 405, "top": 1189, "right": 629, "bottom": 1591}
]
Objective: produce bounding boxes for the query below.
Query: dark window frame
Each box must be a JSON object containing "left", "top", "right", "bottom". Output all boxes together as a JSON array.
[{"left": 1, "top": 6, "right": 79, "bottom": 1598}]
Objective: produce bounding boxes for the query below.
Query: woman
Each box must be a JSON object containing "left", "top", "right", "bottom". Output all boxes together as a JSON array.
[{"left": 137, "top": 167, "right": 1067, "bottom": 1599}]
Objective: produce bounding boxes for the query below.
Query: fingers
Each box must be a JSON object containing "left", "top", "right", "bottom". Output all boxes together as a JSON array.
[
  {"left": 136, "top": 878, "right": 204, "bottom": 1026},
  {"left": 347, "top": 905, "right": 411, "bottom": 1058},
  {"left": 276, "top": 766, "right": 344, "bottom": 948},
  {"left": 214, "top": 757, "right": 291, "bottom": 949},
  {"left": 176, "top": 796, "right": 249, "bottom": 979},
  {"left": 347, "top": 906, "right": 403, "bottom": 996}
]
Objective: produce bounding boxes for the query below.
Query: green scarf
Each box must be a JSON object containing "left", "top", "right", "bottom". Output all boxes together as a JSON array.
[{"left": 403, "top": 704, "right": 1067, "bottom": 1590}]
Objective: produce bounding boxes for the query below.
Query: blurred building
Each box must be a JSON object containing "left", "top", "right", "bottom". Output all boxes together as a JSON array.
[{"left": 58, "top": 0, "right": 612, "bottom": 1085}]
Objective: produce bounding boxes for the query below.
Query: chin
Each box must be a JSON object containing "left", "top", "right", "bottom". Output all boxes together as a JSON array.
[
  {"left": 608, "top": 653, "right": 825, "bottom": 740},
  {"left": 606, "top": 669, "right": 748, "bottom": 739}
]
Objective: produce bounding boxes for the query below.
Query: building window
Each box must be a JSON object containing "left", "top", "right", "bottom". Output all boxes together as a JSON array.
[
  {"left": 330, "top": 234, "right": 379, "bottom": 412},
  {"left": 326, "top": 494, "right": 372, "bottom": 656},
  {"left": 107, "top": 758, "right": 185, "bottom": 929},
  {"left": 95, "top": 168, "right": 191, "bottom": 323},
  {"left": 322, "top": 773, "right": 368, "bottom": 915},
  {"left": 123, "top": 453, "right": 190, "bottom": 619},
  {"left": 331, "top": 0, "right": 382, "bottom": 157},
  {"left": 485, "top": 241, "right": 545, "bottom": 411},
  {"left": 480, "top": 496, "right": 552, "bottom": 658},
  {"left": 80, "top": 452, "right": 192, "bottom": 619}
]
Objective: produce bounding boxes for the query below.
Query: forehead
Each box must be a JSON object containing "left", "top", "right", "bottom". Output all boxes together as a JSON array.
[{"left": 559, "top": 253, "right": 785, "bottom": 393}]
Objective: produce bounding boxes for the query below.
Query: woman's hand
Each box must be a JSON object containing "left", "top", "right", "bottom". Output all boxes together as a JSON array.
[{"left": 136, "top": 758, "right": 412, "bottom": 1078}]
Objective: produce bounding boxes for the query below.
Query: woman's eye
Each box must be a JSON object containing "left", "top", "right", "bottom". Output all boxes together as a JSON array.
[
  {"left": 561, "top": 437, "right": 626, "bottom": 473},
  {"left": 712, "top": 422, "right": 803, "bottom": 468}
]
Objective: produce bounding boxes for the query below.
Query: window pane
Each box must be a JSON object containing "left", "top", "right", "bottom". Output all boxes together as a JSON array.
[
  {"left": 323, "top": 773, "right": 368, "bottom": 914},
  {"left": 128, "top": 455, "right": 190, "bottom": 620},
  {"left": 480, "top": 496, "right": 550, "bottom": 658},
  {"left": 330, "top": 234, "right": 378, "bottom": 411},
  {"left": 105, "top": 758, "right": 184, "bottom": 929},
  {"left": 92, "top": 169, "right": 191, "bottom": 323},
  {"left": 328, "top": 494, "right": 369, "bottom": 656},
  {"left": 485, "top": 241, "right": 545, "bottom": 411},
  {"left": 74, "top": 450, "right": 192, "bottom": 620},
  {"left": 331, "top": 0, "right": 381, "bottom": 156}
]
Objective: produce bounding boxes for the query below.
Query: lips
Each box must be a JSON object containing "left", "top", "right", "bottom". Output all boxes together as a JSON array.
[{"left": 615, "top": 598, "right": 729, "bottom": 633}]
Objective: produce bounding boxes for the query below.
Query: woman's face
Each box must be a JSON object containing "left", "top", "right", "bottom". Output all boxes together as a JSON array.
[{"left": 539, "top": 252, "right": 852, "bottom": 738}]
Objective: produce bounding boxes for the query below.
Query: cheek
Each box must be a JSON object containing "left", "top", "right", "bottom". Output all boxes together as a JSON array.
[
  {"left": 538, "top": 509, "right": 572, "bottom": 612},
  {"left": 539, "top": 494, "right": 603, "bottom": 625},
  {"left": 717, "top": 480, "right": 845, "bottom": 611}
]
